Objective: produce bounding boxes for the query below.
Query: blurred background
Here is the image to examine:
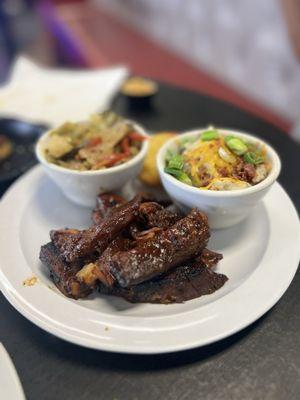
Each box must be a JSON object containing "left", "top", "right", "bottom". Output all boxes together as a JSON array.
[{"left": 0, "top": 0, "right": 300, "bottom": 135}]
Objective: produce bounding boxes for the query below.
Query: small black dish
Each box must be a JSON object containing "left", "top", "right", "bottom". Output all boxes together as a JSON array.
[
  {"left": 0, "top": 118, "right": 49, "bottom": 189},
  {"left": 120, "top": 77, "right": 158, "bottom": 110},
  {"left": 122, "top": 92, "right": 156, "bottom": 110}
]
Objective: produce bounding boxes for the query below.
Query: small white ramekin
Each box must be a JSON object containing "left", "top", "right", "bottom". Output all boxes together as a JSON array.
[
  {"left": 157, "top": 128, "right": 281, "bottom": 229},
  {"left": 36, "top": 122, "right": 148, "bottom": 207}
]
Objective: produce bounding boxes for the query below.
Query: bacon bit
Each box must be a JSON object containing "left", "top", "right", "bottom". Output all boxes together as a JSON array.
[
  {"left": 197, "top": 165, "right": 211, "bottom": 187},
  {"left": 217, "top": 167, "right": 229, "bottom": 177},
  {"left": 120, "top": 137, "right": 131, "bottom": 155},
  {"left": 86, "top": 137, "right": 102, "bottom": 148},
  {"left": 233, "top": 161, "right": 256, "bottom": 183},
  {"left": 23, "top": 276, "right": 38, "bottom": 286},
  {"left": 128, "top": 131, "right": 146, "bottom": 141}
]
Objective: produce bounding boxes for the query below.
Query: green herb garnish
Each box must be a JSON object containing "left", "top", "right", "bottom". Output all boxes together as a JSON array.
[
  {"left": 164, "top": 167, "right": 192, "bottom": 185},
  {"left": 226, "top": 137, "right": 248, "bottom": 155},
  {"left": 165, "top": 152, "right": 192, "bottom": 185},
  {"left": 165, "top": 149, "right": 176, "bottom": 162},
  {"left": 167, "top": 154, "right": 184, "bottom": 170},
  {"left": 201, "top": 130, "right": 219, "bottom": 141},
  {"left": 243, "top": 151, "right": 264, "bottom": 165},
  {"left": 224, "top": 135, "right": 235, "bottom": 144}
]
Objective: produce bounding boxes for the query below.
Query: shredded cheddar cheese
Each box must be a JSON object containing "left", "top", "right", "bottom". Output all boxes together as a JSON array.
[{"left": 183, "top": 137, "right": 238, "bottom": 187}]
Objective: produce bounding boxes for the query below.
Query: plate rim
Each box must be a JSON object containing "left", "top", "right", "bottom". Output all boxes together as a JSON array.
[{"left": 0, "top": 166, "right": 299, "bottom": 354}]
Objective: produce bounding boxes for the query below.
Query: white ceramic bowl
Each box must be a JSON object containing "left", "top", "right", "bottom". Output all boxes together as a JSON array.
[
  {"left": 36, "top": 122, "right": 148, "bottom": 207},
  {"left": 157, "top": 128, "right": 281, "bottom": 229}
]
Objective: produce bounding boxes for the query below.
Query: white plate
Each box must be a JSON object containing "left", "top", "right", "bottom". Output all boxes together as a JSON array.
[
  {"left": 0, "top": 344, "right": 26, "bottom": 400},
  {"left": 0, "top": 166, "right": 299, "bottom": 354}
]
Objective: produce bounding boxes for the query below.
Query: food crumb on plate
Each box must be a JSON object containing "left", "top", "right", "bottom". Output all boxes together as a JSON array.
[{"left": 22, "top": 276, "right": 38, "bottom": 286}]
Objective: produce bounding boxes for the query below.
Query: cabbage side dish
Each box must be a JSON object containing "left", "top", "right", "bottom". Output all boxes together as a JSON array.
[
  {"left": 42, "top": 111, "right": 145, "bottom": 171},
  {"left": 164, "top": 129, "right": 270, "bottom": 190}
]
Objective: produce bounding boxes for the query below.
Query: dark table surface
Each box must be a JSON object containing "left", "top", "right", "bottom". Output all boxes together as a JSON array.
[{"left": 0, "top": 84, "right": 299, "bottom": 400}]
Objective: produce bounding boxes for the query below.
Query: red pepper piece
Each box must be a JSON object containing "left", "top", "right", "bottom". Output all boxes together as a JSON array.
[
  {"left": 86, "top": 137, "right": 102, "bottom": 148},
  {"left": 120, "top": 137, "right": 130, "bottom": 155},
  {"left": 128, "top": 131, "right": 146, "bottom": 142},
  {"left": 95, "top": 153, "right": 129, "bottom": 169}
]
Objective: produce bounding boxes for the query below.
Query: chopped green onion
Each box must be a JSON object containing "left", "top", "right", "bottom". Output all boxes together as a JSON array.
[
  {"left": 218, "top": 147, "right": 236, "bottom": 164},
  {"left": 226, "top": 137, "right": 248, "bottom": 155},
  {"left": 224, "top": 135, "right": 235, "bottom": 144},
  {"left": 165, "top": 149, "right": 175, "bottom": 162},
  {"left": 201, "top": 130, "right": 219, "bottom": 141},
  {"left": 243, "top": 151, "right": 264, "bottom": 165},
  {"left": 164, "top": 167, "right": 192, "bottom": 185},
  {"left": 245, "top": 142, "right": 259, "bottom": 153},
  {"left": 167, "top": 154, "right": 184, "bottom": 170}
]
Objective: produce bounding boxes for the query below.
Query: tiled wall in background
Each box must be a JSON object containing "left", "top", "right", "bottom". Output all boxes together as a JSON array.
[{"left": 92, "top": 0, "right": 300, "bottom": 122}]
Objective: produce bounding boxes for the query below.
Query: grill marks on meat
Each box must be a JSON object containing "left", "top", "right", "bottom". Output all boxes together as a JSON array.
[
  {"left": 50, "top": 195, "right": 141, "bottom": 263},
  {"left": 98, "top": 209, "right": 210, "bottom": 288},
  {"left": 40, "top": 242, "right": 91, "bottom": 299},
  {"left": 99, "top": 262, "right": 227, "bottom": 304}
]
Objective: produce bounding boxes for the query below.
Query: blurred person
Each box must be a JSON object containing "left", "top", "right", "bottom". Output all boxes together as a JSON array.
[
  {"left": 0, "top": 0, "right": 54, "bottom": 82},
  {"left": 0, "top": 0, "right": 17, "bottom": 81}
]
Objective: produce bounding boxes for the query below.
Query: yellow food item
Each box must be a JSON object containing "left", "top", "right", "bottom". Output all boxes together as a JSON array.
[
  {"left": 0, "top": 135, "right": 13, "bottom": 161},
  {"left": 45, "top": 134, "right": 73, "bottom": 159},
  {"left": 22, "top": 276, "right": 38, "bottom": 286},
  {"left": 165, "top": 129, "right": 269, "bottom": 190},
  {"left": 140, "top": 132, "right": 177, "bottom": 186},
  {"left": 183, "top": 137, "right": 238, "bottom": 187},
  {"left": 121, "top": 77, "right": 157, "bottom": 96},
  {"left": 203, "top": 177, "right": 250, "bottom": 191}
]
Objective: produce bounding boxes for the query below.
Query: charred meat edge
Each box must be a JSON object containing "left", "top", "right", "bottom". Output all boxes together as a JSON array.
[
  {"left": 50, "top": 195, "right": 141, "bottom": 263},
  {"left": 40, "top": 240, "right": 225, "bottom": 303},
  {"left": 98, "top": 262, "right": 227, "bottom": 304},
  {"left": 40, "top": 242, "right": 91, "bottom": 299}
]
